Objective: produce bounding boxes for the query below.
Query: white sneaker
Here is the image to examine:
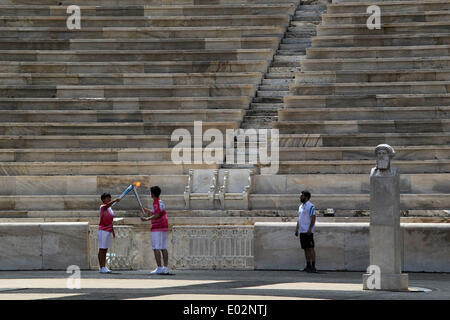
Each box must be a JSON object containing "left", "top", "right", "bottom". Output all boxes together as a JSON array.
[
  {"left": 99, "top": 267, "right": 111, "bottom": 274},
  {"left": 151, "top": 267, "right": 163, "bottom": 274},
  {"left": 161, "top": 267, "right": 170, "bottom": 274}
]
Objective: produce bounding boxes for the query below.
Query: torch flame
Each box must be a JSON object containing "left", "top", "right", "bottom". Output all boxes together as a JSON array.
[{"left": 133, "top": 181, "right": 141, "bottom": 187}]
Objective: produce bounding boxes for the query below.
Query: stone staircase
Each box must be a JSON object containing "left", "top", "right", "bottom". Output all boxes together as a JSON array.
[
  {"left": 1, "top": 0, "right": 449, "bottom": 225},
  {"left": 267, "top": 0, "right": 450, "bottom": 218},
  {"left": 0, "top": 0, "right": 300, "bottom": 222},
  {"left": 242, "top": 0, "right": 326, "bottom": 129}
]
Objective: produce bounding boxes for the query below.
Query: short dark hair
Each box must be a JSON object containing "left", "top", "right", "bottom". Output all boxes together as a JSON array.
[
  {"left": 101, "top": 192, "right": 111, "bottom": 201},
  {"left": 301, "top": 190, "right": 311, "bottom": 200},
  {"left": 150, "top": 186, "right": 161, "bottom": 198}
]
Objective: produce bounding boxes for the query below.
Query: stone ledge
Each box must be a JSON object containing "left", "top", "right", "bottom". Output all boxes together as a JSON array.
[
  {"left": 253, "top": 222, "right": 450, "bottom": 272},
  {"left": 0, "top": 222, "right": 89, "bottom": 270}
]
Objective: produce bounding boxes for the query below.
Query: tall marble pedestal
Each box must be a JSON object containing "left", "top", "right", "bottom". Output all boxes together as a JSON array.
[{"left": 363, "top": 167, "right": 409, "bottom": 291}]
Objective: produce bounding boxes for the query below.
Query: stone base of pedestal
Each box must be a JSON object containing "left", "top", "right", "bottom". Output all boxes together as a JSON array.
[{"left": 363, "top": 273, "right": 409, "bottom": 291}]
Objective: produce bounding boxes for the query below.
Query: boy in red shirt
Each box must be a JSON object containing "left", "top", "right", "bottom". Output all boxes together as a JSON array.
[
  {"left": 140, "top": 186, "right": 169, "bottom": 275},
  {"left": 98, "top": 192, "right": 120, "bottom": 274}
]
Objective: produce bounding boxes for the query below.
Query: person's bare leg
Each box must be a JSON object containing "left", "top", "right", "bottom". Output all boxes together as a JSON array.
[
  {"left": 310, "top": 248, "right": 316, "bottom": 263},
  {"left": 153, "top": 249, "right": 162, "bottom": 267},
  {"left": 98, "top": 249, "right": 107, "bottom": 268},
  {"left": 161, "top": 249, "right": 169, "bottom": 267}
]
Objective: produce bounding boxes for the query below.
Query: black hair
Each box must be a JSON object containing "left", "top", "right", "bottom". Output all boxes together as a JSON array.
[
  {"left": 301, "top": 190, "right": 311, "bottom": 200},
  {"left": 150, "top": 186, "right": 161, "bottom": 198},
  {"left": 101, "top": 192, "right": 111, "bottom": 201}
]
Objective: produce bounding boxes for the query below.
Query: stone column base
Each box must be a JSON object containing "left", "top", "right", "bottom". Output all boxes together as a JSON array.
[{"left": 363, "top": 273, "right": 409, "bottom": 291}]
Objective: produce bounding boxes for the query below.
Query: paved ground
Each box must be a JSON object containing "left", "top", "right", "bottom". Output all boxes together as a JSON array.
[{"left": 0, "top": 270, "right": 448, "bottom": 300}]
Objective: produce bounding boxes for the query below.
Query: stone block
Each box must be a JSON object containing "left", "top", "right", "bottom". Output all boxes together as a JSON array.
[
  {"left": 41, "top": 222, "right": 89, "bottom": 269},
  {"left": 0, "top": 223, "right": 42, "bottom": 270}
]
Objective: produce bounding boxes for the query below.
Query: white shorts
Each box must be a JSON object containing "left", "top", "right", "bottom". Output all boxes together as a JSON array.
[
  {"left": 151, "top": 231, "right": 167, "bottom": 250},
  {"left": 98, "top": 229, "right": 112, "bottom": 249}
]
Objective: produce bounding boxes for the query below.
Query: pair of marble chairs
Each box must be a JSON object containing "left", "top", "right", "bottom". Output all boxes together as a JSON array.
[{"left": 184, "top": 169, "right": 254, "bottom": 210}]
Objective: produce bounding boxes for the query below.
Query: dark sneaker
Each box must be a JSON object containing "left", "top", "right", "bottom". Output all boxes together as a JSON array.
[
  {"left": 308, "top": 266, "right": 318, "bottom": 273},
  {"left": 302, "top": 265, "right": 311, "bottom": 272}
]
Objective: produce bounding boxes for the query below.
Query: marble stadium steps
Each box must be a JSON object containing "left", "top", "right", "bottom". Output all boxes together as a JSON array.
[
  {"left": 0, "top": 96, "right": 253, "bottom": 111},
  {"left": 0, "top": 38, "right": 280, "bottom": 50},
  {"left": 0, "top": 15, "right": 290, "bottom": 28},
  {"left": 0, "top": 61, "right": 269, "bottom": 74}
]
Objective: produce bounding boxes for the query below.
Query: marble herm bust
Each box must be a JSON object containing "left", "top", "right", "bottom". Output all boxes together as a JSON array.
[{"left": 370, "top": 144, "right": 397, "bottom": 177}]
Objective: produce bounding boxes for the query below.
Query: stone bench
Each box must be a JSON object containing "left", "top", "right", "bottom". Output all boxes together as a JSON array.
[
  {"left": 253, "top": 222, "right": 450, "bottom": 272},
  {"left": 0, "top": 222, "right": 89, "bottom": 270},
  {"left": 278, "top": 132, "right": 450, "bottom": 147},
  {"left": 276, "top": 146, "right": 450, "bottom": 161},
  {"left": 0, "top": 135, "right": 171, "bottom": 149},
  {"left": 0, "top": 15, "right": 290, "bottom": 28},
  {"left": 0, "top": 121, "right": 239, "bottom": 135},
  {"left": 0, "top": 72, "right": 262, "bottom": 86},
  {"left": 322, "top": 12, "right": 450, "bottom": 25},
  {"left": 260, "top": 159, "right": 450, "bottom": 174},
  {"left": 0, "top": 174, "right": 188, "bottom": 195},
  {"left": 0, "top": 96, "right": 253, "bottom": 110},
  {"left": 274, "top": 119, "right": 450, "bottom": 134},
  {"left": 327, "top": 1, "right": 450, "bottom": 14},
  {"left": 295, "top": 70, "right": 450, "bottom": 84},
  {"left": 0, "top": 38, "right": 280, "bottom": 51},
  {"left": 0, "top": 109, "right": 245, "bottom": 123},
  {"left": 301, "top": 57, "right": 450, "bottom": 71},
  {"left": 312, "top": 33, "right": 450, "bottom": 47},
  {"left": 279, "top": 107, "right": 450, "bottom": 121},
  {"left": 252, "top": 173, "right": 450, "bottom": 194},
  {"left": 284, "top": 94, "right": 450, "bottom": 108},
  {"left": 0, "top": 26, "right": 286, "bottom": 39}
]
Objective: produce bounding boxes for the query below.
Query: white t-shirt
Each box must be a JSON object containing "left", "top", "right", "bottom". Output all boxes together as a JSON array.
[{"left": 298, "top": 201, "right": 316, "bottom": 233}]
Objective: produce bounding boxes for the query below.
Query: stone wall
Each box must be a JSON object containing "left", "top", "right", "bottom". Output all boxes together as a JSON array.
[
  {"left": 0, "top": 222, "right": 89, "bottom": 270},
  {"left": 254, "top": 222, "right": 450, "bottom": 272}
]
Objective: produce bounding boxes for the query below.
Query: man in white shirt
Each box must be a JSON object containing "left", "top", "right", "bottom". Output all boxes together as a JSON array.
[{"left": 294, "top": 190, "right": 317, "bottom": 273}]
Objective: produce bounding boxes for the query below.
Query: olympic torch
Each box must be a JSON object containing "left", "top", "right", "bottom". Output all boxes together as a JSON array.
[{"left": 132, "top": 182, "right": 146, "bottom": 216}]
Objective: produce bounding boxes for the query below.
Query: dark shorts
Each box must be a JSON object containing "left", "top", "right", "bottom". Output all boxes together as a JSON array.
[{"left": 300, "top": 233, "right": 314, "bottom": 249}]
